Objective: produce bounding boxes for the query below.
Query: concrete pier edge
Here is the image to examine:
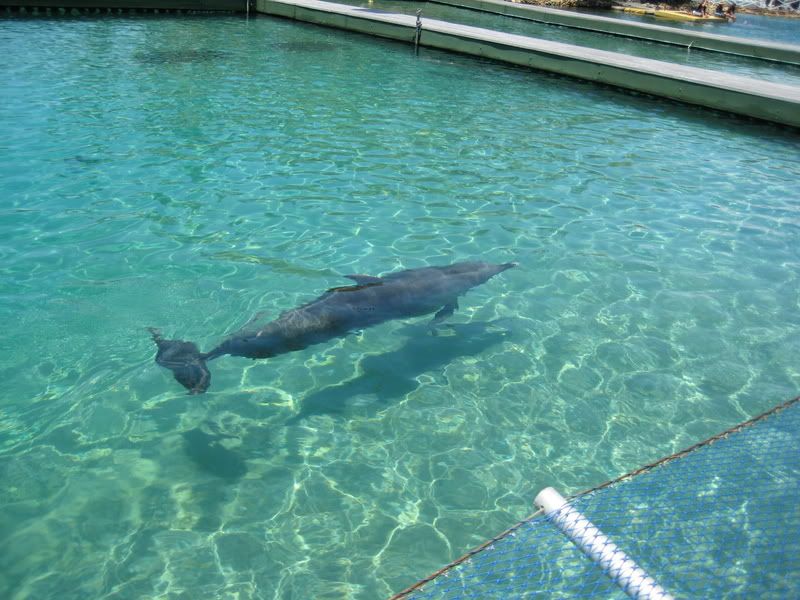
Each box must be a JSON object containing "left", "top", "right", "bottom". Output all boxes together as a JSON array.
[
  {"left": 432, "top": 0, "right": 800, "bottom": 66},
  {"left": 3, "top": 0, "right": 798, "bottom": 127},
  {"left": 254, "top": 0, "right": 800, "bottom": 128},
  {"left": 0, "top": 1, "right": 246, "bottom": 10}
]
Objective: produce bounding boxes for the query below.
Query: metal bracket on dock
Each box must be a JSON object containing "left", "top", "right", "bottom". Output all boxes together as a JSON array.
[{"left": 414, "top": 9, "right": 422, "bottom": 54}]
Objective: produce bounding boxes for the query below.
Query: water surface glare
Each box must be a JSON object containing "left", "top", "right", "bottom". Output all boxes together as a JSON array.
[{"left": 1, "top": 14, "right": 799, "bottom": 600}]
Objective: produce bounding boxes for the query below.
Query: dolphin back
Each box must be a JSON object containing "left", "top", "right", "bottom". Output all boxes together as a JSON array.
[
  {"left": 385, "top": 261, "right": 516, "bottom": 292},
  {"left": 386, "top": 260, "right": 515, "bottom": 281}
]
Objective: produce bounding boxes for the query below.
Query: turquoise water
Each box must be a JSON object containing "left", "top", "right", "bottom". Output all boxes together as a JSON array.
[
  {"left": 1, "top": 13, "right": 799, "bottom": 600},
  {"left": 342, "top": 0, "right": 800, "bottom": 85}
]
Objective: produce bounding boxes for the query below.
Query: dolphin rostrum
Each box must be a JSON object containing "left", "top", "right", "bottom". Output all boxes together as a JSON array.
[{"left": 150, "top": 261, "right": 516, "bottom": 394}]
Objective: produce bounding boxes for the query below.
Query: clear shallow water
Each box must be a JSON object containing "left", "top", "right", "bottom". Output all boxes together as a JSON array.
[
  {"left": 343, "top": 0, "right": 800, "bottom": 86},
  {"left": 1, "top": 13, "right": 799, "bottom": 600}
]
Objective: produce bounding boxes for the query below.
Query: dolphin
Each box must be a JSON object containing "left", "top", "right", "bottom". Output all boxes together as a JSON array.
[{"left": 150, "top": 261, "right": 516, "bottom": 394}]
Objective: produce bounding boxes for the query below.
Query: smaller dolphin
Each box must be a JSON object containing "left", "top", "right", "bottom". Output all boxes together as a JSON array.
[{"left": 150, "top": 261, "right": 516, "bottom": 394}]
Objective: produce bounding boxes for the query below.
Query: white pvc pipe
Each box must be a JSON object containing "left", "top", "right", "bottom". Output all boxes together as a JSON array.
[{"left": 534, "top": 487, "right": 675, "bottom": 600}]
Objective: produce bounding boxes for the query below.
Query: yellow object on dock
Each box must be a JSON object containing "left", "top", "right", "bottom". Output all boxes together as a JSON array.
[
  {"left": 654, "top": 9, "right": 726, "bottom": 22},
  {"left": 613, "top": 6, "right": 726, "bottom": 23},
  {"left": 616, "top": 6, "right": 655, "bottom": 15}
]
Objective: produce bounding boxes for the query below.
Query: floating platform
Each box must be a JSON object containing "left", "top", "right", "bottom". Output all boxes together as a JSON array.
[{"left": 255, "top": 0, "right": 800, "bottom": 128}]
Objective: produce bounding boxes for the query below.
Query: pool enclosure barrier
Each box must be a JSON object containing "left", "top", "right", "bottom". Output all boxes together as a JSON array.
[
  {"left": 534, "top": 487, "right": 674, "bottom": 600},
  {"left": 393, "top": 395, "right": 800, "bottom": 598}
]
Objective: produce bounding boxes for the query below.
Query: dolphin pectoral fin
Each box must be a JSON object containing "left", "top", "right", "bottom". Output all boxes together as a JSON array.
[
  {"left": 430, "top": 300, "right": 459, "bottom": 327},
  {"left": 344, "top": 274, "right": 382, "bottom": 285},
  {"left": 149, "top": 328, "right": 211, "bottom": 394}
]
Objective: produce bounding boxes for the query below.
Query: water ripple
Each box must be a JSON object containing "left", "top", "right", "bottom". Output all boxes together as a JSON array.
[{"left": 1, "top": 13, "right": 799, "bottom": 600}]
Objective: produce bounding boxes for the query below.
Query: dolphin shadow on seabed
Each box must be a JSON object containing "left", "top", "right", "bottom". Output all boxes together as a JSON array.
[
  {"left": 182, "top": 425, "right": 248, "bottom": 483},
  {"left": 285, "top": 319, "right": 517, "bottom": 425}
]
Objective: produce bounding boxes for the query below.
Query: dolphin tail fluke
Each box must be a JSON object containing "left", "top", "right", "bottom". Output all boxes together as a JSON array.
[{"left": 148, "top": 328, "right": 211, "bottom": 394}]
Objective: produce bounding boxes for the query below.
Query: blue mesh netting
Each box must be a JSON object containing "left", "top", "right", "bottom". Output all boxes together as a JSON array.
[{"left": 398, "top": 398, "right": 800, "bottom": 599}]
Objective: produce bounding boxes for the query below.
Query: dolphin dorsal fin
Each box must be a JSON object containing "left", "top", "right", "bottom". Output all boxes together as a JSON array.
[{"left": 344, "top": 274, "right": 382, "bottom": 285}]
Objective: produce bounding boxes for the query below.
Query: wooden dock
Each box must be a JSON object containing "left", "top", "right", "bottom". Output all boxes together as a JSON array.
[
  {"left": 433, "top": 0, "right": 800, "bottom": 65},
  {"left": 3, "top": 0, "right": 799, "bottom": 127},
  {"left": 255, "top": 0, "right": 800, "bottom": 128}
]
